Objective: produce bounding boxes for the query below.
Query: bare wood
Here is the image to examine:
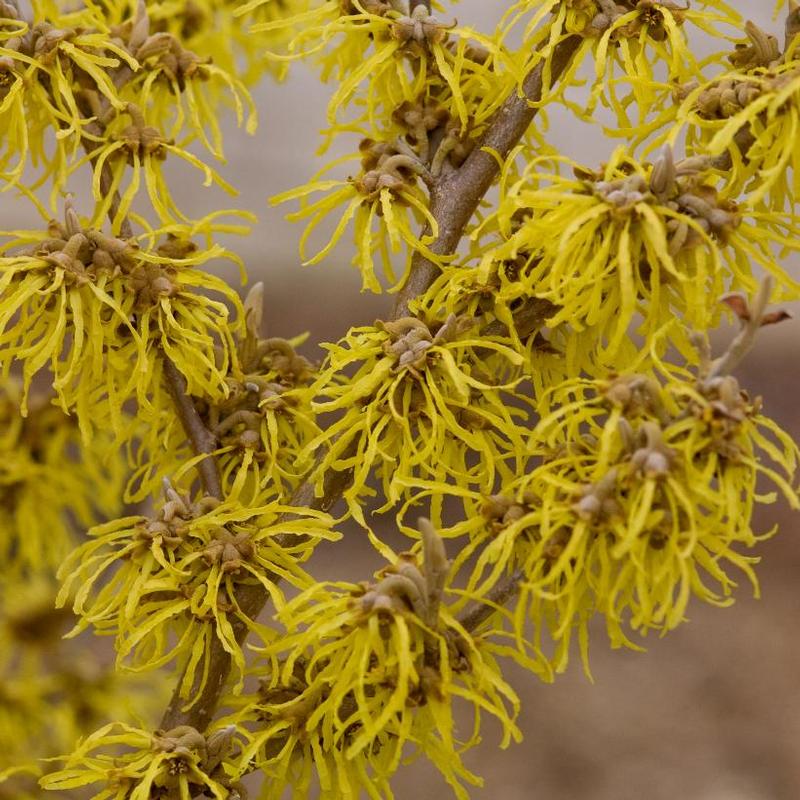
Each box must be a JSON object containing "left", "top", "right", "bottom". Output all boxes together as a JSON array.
[
  {"left": 458, "top": 570, "right": 524, "bottom": 633},
  {"left": 162, "top": 357, "right": 223, "bottom": 500}
]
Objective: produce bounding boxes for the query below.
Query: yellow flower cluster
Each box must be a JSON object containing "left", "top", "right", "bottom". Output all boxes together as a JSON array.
[
  {"left": 462, "top": 145, "right": 799, "bottom": 367},
  {"left": 40, "top": 722, "right": 242, "bottom": 799},
  {"left": 1, "top": 0, "right": 254, "bottom": 221},
  {"left": 0, "top": 379, "right": 125, "bottom": 576},
  {"left": 273, "top": 138, "right": 440, "bottom": 292},
  {"left": 127, "top": 284, "right": 322, "bottom": 504},
  {"left": 258, "top": 0, "right": 515, "bottom": 290},
  {"left": 305, "top": 313, "right": 530, "bottom": 531},
  {"left": 241, "top": 0, "right": 507, "bottom": 125},
  {"left": 1, "top": 0, "right": 136, "bottom": 191},
  {"left": 58, "top": 485, "right": 338, "bottom": 703},
  {"left": 430, "top": 354, "right": 798, "bottom": 674},
  {"left": 502, "top": 0, "right": 741, "bottom": 128},
  {"left": 226, "top": 520, "right": 521, "bottom": 799},
  {"left": 0, "top": 201, "right": 245, "bottom": 437},
  {"left": 674, "top": 18, "right": 800, "bottom": 211}
]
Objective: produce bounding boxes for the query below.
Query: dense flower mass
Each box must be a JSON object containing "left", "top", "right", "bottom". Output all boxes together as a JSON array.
[
  {"left": 226, "top": 520, "right": 523, "bottom": 800},
  {"left": 500, "top": 0, "right": 741, "bottom": 129},
  {"left": 0, "top": 202, "right": 244, "bottom": 436},
  {"left": 0, "top": 0, "right": 797, "bottom": 798},
  {"left": 58, "top": 486, "right": 339, "bottom": 700},
  {"left": 0, "top": 380, "right": 125, "bottom": 575},
  {"left": 40, "top": 722, "right": 243, "bottom": 799},
  {"left": 431, "top": 311, "right": 798, "bottom": 672},
  {"left": 304, "top": 313, "right": 531, "bottom": 530},
  {"left": 674, "top": 18, "right": 800, "bottom": 211},
  {"left": 467, "top": 145, "right": 800, "bottom": 364}
]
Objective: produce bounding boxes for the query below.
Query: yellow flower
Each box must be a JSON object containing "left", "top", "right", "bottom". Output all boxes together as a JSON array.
[
  {"left": 0, "top": 380, "right": 125, "bottom": 576},
  {"left": 125, "top": 284, "right": 321, "bottom": 505},
  {"left": 274, "top": 138, "right": 439, "bottom": 292},
  {"left": 57, "top": 486, "right": 339, "bottom": 701},
  {"left": 435, "top": 348, "right": 798, "bottom": 674},
  {"left": 469, "top": 145, "right": 800, "bottom": 365},
  {"left": 502, "top": 0, "right": 739, "bottom": 130},
  {"left": 208, "top": 317, "right": 321, "bottom": 504},
  {"left": 304, "top": 314, "right": 528, "bottom": 529},
  {"left": 74, "top": 102, "right": 239, "bottom": 233},
  {"left": 674, "top": 24, "right": 800, "bottom": 211},
  {"left": 0, "top": 203, "right": 244, "bottom": 438},
  {"left": 228, "top": 520, "right": 520, "bottom": 800},
  {"left": 116, "top": 6, "right": 258, "bottom": 159},
  {"left": 40, "top": 722, "right": 242, "bottom": 799},
  {"left": 241, "top": 1, "right": 503, "bottom": 131},
  {"left": 1, "top": 1, "right": 139, "bottom": 191}
]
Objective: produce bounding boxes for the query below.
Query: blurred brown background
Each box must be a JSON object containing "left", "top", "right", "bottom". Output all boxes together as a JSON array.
[{"left": 4, "top": 1, "right": 800, "bottom": 798}]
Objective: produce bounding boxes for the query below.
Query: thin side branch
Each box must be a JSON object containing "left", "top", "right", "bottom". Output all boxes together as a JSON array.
[
  {"left": 706, "top": 276, "right": 773, "bottom": 381},
  {"left": 458, "top": 570, "right": 524, "bottom": 633},
  {"left": 162, "top": 357, "right": 223, "bottom": 499}
]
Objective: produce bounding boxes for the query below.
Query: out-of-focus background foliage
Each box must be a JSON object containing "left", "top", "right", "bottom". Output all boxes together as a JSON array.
[{"left": 3, "top": 2, "right": 799, "bottom": 798}]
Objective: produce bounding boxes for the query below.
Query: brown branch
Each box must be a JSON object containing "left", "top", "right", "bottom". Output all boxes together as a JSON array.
[
  {"left": 458, "top": 570, "right": 524, "bottom": 633},
  {"left": 162, "top": 357, "right": 223, "bottom": 499},
  {"left": 158, "top": 30, "right": 583, "bottom": 737},
  {"left": 392, "top": 33, "right": 582, "bottom": 317}
]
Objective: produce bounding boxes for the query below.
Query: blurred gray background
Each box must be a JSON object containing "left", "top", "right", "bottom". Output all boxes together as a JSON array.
[{"left": 5, "top": 2, "right": 800, "bottom": 798}]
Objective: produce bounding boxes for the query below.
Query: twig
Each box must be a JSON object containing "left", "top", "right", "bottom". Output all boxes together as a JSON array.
[
  {"left": 458, "top": 570, "right": 524, "bottom": 633},
  {"left": 162, "top": 357, "right": 222, "bottom": 499},
  {"left": 705, "top": 276, "right": 773, "bottom": 382}
]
